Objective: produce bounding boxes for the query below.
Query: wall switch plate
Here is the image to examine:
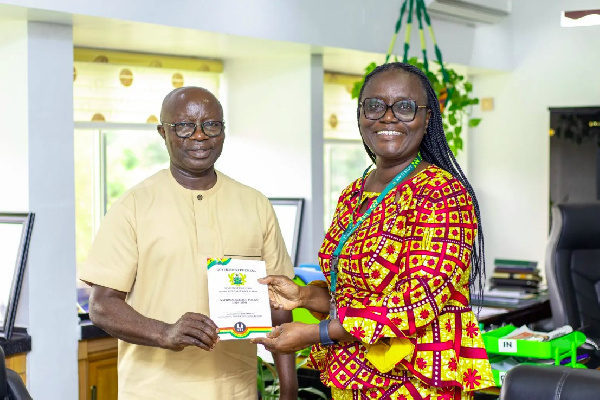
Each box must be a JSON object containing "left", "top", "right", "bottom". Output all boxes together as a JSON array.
[{"left": 481, "top": 97, "right": 494, "bottom": 111}]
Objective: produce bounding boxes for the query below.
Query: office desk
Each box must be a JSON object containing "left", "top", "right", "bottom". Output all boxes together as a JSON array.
[{"left": 475, "top": 298, "right": 551, "bottom": 327}]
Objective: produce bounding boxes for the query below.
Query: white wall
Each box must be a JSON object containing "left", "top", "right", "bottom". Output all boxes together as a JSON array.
[
  {"left": 309, "top": 54, "right": 325, "bottom": 266},
  {"left": 218, "top": 53, "right": 323, "bottom": 265},
  {"left": 0, "top": 21, "right": 29, "bottom": 211},
  {"left": 470, "top": 18, "right": 513, "bottom": 70},
  {"left": 0, "top": 20, "right": 78, "bottom": 400},
  {"left": 468, "top": 0, "right": 600, "bottom": 274},
  {"left": 26, "top": 21, "right": 78, "bottom": 399}
]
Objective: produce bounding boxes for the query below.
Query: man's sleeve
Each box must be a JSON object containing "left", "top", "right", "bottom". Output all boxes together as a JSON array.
[
  {"left": 261, "top": 198, "right": 295, "bottom": 279},
  {"left": 77, "top": 194, "right": 138, "bottom": 292}
]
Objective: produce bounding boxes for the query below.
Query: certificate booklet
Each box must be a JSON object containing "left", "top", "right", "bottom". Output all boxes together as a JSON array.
[{"left": 207, "top": 258, "right": 272, "bottom": 340}]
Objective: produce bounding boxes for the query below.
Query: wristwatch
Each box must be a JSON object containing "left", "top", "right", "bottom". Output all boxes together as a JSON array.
[{"left": 318, "top": 319, "right": 337, "bottom": 346}]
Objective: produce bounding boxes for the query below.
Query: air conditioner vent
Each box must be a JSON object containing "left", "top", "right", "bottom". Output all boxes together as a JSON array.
[{"left": 424, "top": 0, "right": 511, "bottom": 24}]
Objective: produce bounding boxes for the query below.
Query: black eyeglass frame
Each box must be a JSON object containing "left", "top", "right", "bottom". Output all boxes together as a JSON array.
[
  {"left": 160, "top": 120, "right": 225, "bottom": 138},
  {"left": 359, "top": 98, "right": 428, "bottom": 122}
]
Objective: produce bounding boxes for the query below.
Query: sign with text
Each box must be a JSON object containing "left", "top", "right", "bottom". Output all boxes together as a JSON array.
[{"left": 498, "top": 339, "right": 518, "bottom": 353}]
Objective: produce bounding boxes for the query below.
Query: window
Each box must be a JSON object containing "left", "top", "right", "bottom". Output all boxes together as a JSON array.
[
  {"left": 323, "top": 72, "right": 371, "bottom": 229},
  {"left": 74, "top": 125, "right": 170, "bottom": 264}
]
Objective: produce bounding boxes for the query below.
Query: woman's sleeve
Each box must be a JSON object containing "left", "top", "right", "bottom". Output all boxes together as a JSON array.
[{"left": 337, "top": 181, "right": 476, "bottom": 345}]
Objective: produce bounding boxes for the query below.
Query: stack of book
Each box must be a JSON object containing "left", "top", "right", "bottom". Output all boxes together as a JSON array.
[
  {"left": 471, "top": 287, "right": 540, "bottom": 307},
  {"left": 490, "top": 259, "right": 542, "bottom": 293},
  {"left": 471, "top": 259, "right": 547, "bottom": 308}
]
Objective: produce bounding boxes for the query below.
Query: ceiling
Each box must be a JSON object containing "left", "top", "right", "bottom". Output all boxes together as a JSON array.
[
  {"left": 70, "top": 15, "right": 394, "bottom": 76},
  {"left": 0, "top": 2, "right": 493, "bottom": 76}
]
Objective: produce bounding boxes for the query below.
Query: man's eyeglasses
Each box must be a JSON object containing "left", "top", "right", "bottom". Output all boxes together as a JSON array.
[
  {"left": 359, "top": 98, "right": 428, "bottom": 122},
  {"left": 161, "top": 121, "right": 224, "bottom": 138}
]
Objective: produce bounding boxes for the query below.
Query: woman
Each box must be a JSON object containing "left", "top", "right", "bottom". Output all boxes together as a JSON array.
[{"left": 252, "top": 62, "right": 494, "bottom": 399}]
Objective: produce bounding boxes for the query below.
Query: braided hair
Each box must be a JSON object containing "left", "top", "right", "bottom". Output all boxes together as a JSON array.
[{"left": 357, "top": 62, "right": 486, "bottom": 298}]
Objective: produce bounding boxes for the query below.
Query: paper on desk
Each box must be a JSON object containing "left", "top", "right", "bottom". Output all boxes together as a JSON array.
[
  {"left": 476, "top": 306, "right": 510, "bottom": 320},
  {"left": 503, "top": 325, "right": 573, "bottom": 342},
  {"left": 490, "top": 357, "right": 520, "bottom": 372},
  {"left": 479, "top": 288, "right": 537, "bottom": 299}
]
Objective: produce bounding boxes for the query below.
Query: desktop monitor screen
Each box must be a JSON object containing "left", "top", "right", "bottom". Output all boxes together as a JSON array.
[{"left": 0, "top": 212, "right": 34, "bottom": 339}]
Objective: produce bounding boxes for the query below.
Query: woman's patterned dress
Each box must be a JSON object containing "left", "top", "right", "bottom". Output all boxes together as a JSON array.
[{"left": 307, "top": 166, "right": 495, "bottom": 400}]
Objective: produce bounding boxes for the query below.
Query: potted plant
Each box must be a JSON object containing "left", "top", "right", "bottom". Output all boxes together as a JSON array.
[
  {"left": 349, "top": 0, "right": 482, "bottom": 156},
  {"left": 257, "top": 350, "right": 329, "bottom": 400}
]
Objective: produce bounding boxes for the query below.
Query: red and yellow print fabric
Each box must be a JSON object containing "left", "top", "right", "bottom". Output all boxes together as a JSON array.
[{"left": 307, "top": 166, "right": 494, "bottom": 397}]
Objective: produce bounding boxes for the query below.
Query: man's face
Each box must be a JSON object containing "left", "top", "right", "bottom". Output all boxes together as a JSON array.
[{"left": 158, "top": 89, "right": 225, "bottom": 177}]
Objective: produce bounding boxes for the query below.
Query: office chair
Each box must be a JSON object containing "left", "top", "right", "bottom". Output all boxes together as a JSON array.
[
  {"left": 500, "top": 364, "right": 600, "bottom": 399},
  {"left": 0, "top": 347, "right": 32, "bottom": 400},
  {"left": 545, "top": 203, "right": 600, "bottom": 342}
]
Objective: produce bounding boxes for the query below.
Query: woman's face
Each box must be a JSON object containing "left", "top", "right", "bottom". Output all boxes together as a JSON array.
[{"left": 359, "top": 69, "right": 430, "bottom": 165}]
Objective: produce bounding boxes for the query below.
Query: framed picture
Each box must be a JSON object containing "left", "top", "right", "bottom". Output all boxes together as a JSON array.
[
  {"left": 269, "top": 198, "right": 304, "bottom": 266},
  {"left": 0, "top": 212, "right": 35, "bottom": 340}
]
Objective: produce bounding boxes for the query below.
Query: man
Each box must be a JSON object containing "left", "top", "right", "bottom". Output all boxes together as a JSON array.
[{"left": 79, "top": 87, "right": 298, "bottom": 399}]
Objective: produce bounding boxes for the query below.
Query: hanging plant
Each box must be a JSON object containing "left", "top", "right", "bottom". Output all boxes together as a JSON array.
[{"left": 350, "top": 0, "right": 481, "bottom": 155}]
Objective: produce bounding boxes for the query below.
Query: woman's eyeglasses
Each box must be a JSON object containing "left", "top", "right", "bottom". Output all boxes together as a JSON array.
[{"left": 359, "top": 98, "right": 427, "bottom": 122}]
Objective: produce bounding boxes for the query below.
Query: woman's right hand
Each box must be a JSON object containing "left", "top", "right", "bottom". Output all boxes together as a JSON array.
[{"left": 258, "top": 275, "right": 303, "bottom": 311}]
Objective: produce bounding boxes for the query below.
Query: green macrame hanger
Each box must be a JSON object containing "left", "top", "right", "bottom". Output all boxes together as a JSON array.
[{"left": 384, "top": 0, "right": 454, "bottom": 111}]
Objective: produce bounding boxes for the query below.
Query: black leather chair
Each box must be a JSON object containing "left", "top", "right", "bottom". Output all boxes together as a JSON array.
[
  {"left": 500, "top": 364, "right": 600, "bottom": 399},
  {"left": 0, "top": 347, "right": 32, "bottom": 400},
  {"left": 545, "top": 203, "right": 600, "bottom": 341}
]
